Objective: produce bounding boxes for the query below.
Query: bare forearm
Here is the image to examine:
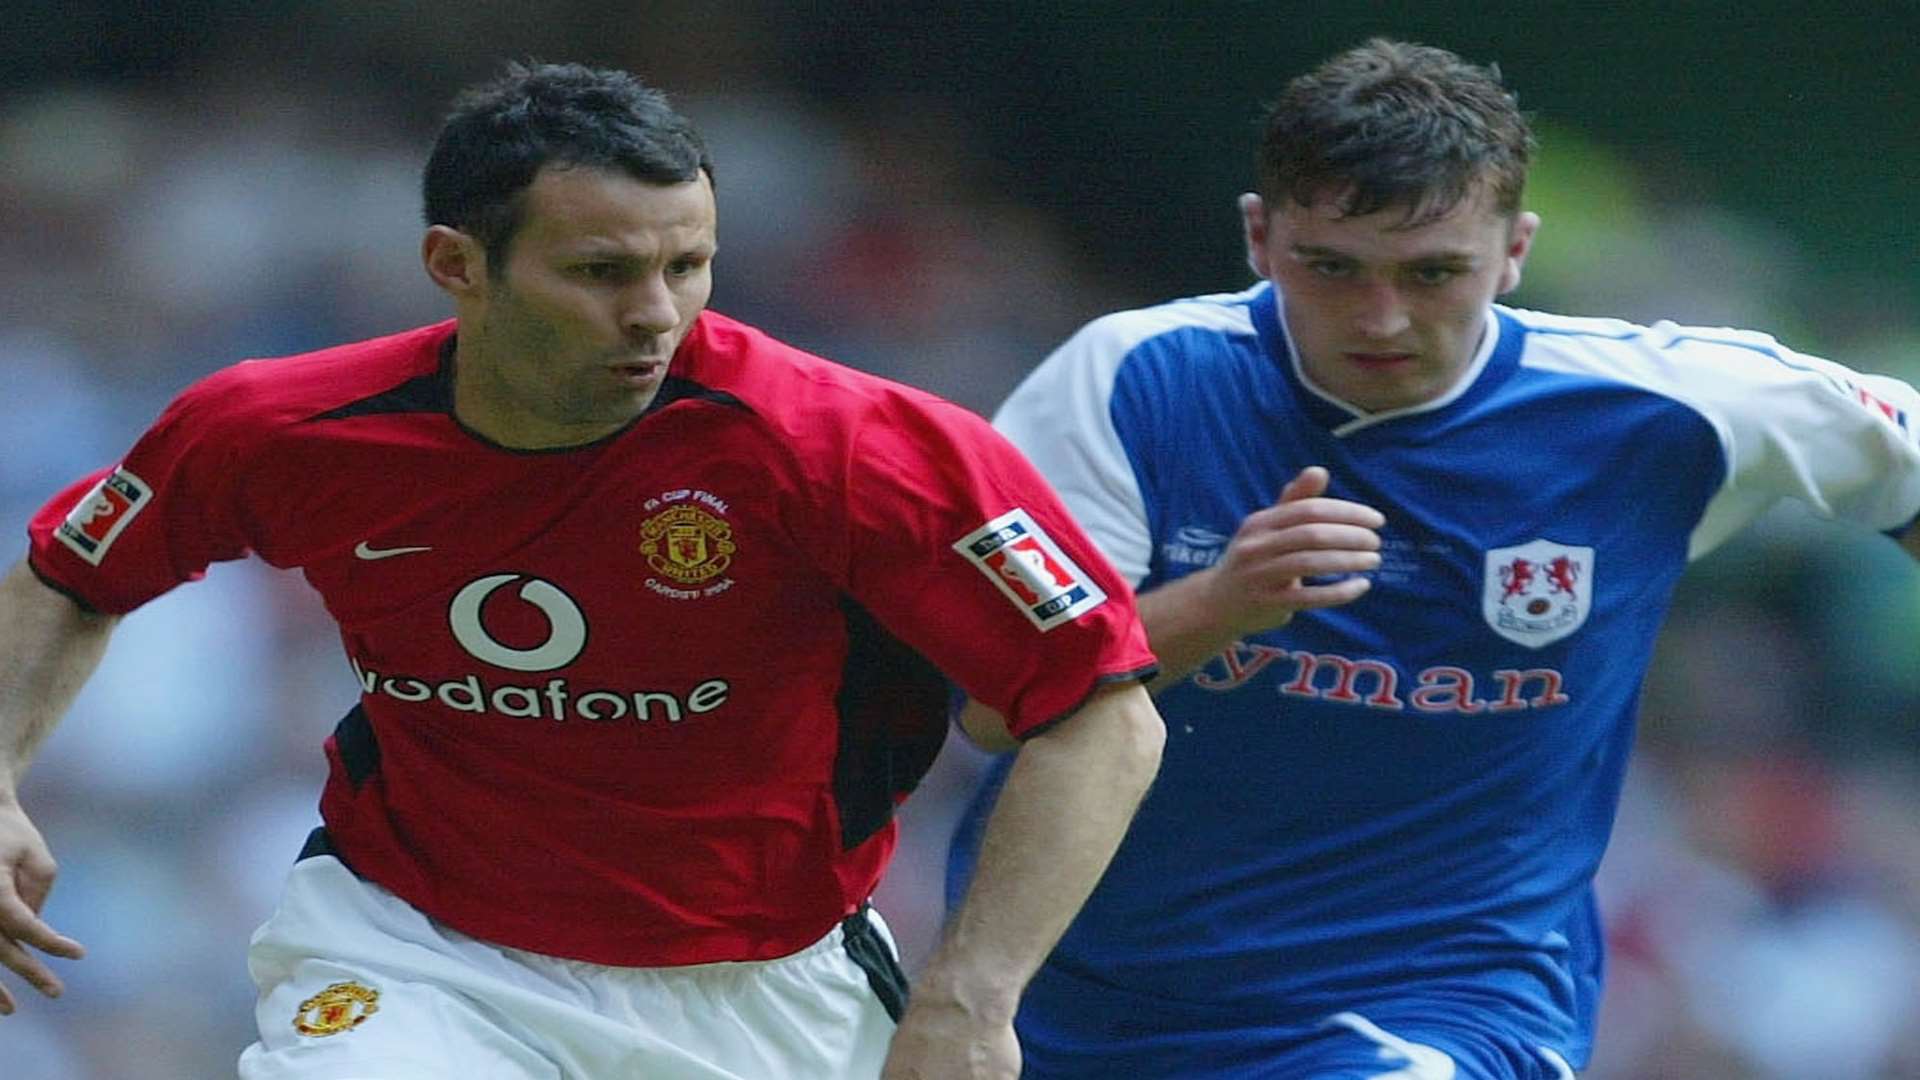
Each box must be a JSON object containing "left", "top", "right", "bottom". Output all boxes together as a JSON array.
[
  {"left": 1134, "top": 569, "right": 1246, "bottom": 691},
  {"left": 0, "top": 561, "right": 116, "bottom": 793},
  {"left": 920, "top": 681, "right": 1163, "bottom": 1018}
]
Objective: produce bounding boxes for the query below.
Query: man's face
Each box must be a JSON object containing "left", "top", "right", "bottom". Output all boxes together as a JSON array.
[
  {"left": 1243, "top": 184, "right": 1536, "bottom": 413},
  {"left": 431, "top": 165, "right": 717, "bottom": 448}
]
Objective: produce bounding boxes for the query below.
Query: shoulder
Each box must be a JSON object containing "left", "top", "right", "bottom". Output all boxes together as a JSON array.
[
  {"left": 678, "top": 309, "right": 992, "bottom": 447},
  {"left": 1501, "top": 305, "right": 1920, "bottom": 464},
  {"left": 165, "top": 321, "right": 454, "bottom": 438},
  {"left": 1504, "top": 305, "right": 1842, "bottom": 395},
  {"left": 1061, "top": 285, "right": 1264, "bottom": 369},
  {"left": 1010, "top": 285, "right": 1267, "bottom": 414}
]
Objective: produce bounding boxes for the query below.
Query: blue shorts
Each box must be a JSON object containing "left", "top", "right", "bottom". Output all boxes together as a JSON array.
[{"left": 1015, "top": 964, "right": 1577, "bottom": 1080}]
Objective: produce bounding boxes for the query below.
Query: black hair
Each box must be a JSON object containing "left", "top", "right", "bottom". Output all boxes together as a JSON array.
[{"left": 422, "top": 61, "right": 713, "bottom": 269}]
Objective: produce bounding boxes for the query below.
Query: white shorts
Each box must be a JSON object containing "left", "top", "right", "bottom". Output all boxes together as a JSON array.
[{"left": 238, "top": 842, "right": 904, "bottom": 1079}]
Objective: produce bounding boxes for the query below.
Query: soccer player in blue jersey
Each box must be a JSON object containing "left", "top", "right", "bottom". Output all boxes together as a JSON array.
[{"left": 949, "top": 38, "right": 1920, "bottom": 1079}]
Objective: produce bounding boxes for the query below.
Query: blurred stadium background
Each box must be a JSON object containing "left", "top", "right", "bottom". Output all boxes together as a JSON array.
[{"left": 4, "top": 4, "right": 1919, "bottom": 1077}]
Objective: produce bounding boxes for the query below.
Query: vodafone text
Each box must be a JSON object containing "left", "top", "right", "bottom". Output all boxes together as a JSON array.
[
  {"left": 1193, "top": 641, "right": 1570, "bottom": 713},
  {"left": 349, "top": 656, "right": 730, "bottom": 724}
]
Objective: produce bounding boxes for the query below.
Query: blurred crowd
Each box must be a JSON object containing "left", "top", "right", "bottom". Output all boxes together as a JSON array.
[{"left": 5, "top": 12, "right": 1920, "bottom": 1079}]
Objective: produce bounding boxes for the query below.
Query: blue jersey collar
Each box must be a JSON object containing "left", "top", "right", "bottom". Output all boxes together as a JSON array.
[{"left": 1249, "top": 283, "right": 1526, "bottom": 435}]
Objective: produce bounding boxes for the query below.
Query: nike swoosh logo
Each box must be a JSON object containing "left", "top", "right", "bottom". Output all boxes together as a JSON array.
[{"left": 354, "top": 541, "right": 433, "bottom": 560}]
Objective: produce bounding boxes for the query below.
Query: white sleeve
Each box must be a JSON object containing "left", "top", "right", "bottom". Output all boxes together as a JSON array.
[
  {"left": 992, "top": 317, "right": 1154, "bottom": 585},
  {"left": 1659, "top": 324, "right": 1920, "bottom": 558}
]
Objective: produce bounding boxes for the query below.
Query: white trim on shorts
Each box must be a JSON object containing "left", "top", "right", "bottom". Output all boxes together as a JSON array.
[
  {"left": 237, "top": 854, "right": 899, "bottom": 1079},
  {"left": 1326, "top": 1012, "right": 1459, "bottom": 1080},
  {"left": 1534, "top": 1045, "right": 1576, "bottom": 1080},
  {"left": 1325, "top": 1011, "right": 1580, "bottom": 1080}
]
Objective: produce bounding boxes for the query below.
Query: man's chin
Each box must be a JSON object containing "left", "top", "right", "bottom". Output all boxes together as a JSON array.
[{"left": 611, "top": 381, "right": 668, "bottom": 418}]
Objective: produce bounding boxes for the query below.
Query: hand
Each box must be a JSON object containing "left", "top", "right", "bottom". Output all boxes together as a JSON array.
[
  {"left": 0, "top": 797, "right": 83, "bottom": 1015},
  {"left": 880, "top": 990, "right": 1020, "bottom": 1080},
  {"left": 1201, "top": 466, "right": 1385, "bottom": 637}
]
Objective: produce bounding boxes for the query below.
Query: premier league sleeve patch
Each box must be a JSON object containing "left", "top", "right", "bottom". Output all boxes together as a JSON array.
[
  {"left": 954, "top": 509, "right": 1107, "bottom": 631},
  {"left": 54, "top": 466, "right": 152, "bottom": 566}
]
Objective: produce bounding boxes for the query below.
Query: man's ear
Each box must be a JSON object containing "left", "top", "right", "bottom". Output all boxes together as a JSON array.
[
  {"left": 1497, "top": 211, "right": 1541, "bottom": 296},
  {"left": 423, "top": 225, "right": 486, "bottom": 297},
  {"left": 1239, "top": 193, "right": 1272, "bottom": 279}
]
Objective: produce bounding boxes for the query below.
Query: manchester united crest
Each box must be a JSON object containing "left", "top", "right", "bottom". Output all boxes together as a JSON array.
[
  {"left": 293, "top": 980, "right": 380, "bottom": 1037},
  {"left": 1482, "top": 538, "right": 1593, "bottom": 648},
  {"left": 640, "top": 504, "right": 736, "bottom": 584}
]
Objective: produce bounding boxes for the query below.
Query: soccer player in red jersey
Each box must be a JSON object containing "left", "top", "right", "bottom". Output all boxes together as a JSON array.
[{"left": 0, "top": 62, "right": 1163, "bottom": 1078}]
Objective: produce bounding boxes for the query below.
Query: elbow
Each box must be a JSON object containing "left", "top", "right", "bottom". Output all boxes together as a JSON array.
[
  {"left": 1121, "top": 694, "right": 1166, "bottom": 787},
  {"left": 1060, "top": 680, "right": 1165, "bottom": 793},
  {"left": 1115, "top": 686, "right": 1165, "bottom": 761}
]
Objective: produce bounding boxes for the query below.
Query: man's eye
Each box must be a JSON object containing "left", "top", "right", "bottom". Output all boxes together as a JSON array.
[
  {"left": 1411, "top": 266, "right": 1460, "bottom": 286},
  {"left": 1310, "top": 260, "right": 1352, "bottom": 278},
  {"left": 577, "top": 263, "right": 620, "bottom": 281},
  {"left": 668, "top": 256, "right": 710, "bottom": 278}
]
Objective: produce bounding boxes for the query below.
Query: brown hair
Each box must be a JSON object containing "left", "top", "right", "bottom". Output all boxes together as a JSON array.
[{"left": 1257, "top": 39, "right": 1534, "bottom": 226}]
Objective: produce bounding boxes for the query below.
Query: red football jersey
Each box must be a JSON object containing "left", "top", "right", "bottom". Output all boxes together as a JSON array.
[{"left": 28, "top": 313, "right": 1155, "bottom": 965}]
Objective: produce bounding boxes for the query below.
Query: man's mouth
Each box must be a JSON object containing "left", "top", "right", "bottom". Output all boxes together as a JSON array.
[
  {"left": 609, "top": 359, "right": 665, "bottom": 383},
  {"left": 1344, "top": 352, "right": 1415, "bottom": 368}
]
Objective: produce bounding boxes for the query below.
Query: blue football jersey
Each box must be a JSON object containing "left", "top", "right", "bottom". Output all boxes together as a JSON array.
[{"left": 949, "top": 282, "right": 1920, "bottom": 1076}]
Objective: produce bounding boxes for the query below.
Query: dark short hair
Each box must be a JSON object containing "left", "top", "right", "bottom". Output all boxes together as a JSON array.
[
  {"left": 1258, "top": 39, "right": 1534, "bottom": 226},
  {"left": 422, "top": 61, "right": 713, "bottom": 269}
]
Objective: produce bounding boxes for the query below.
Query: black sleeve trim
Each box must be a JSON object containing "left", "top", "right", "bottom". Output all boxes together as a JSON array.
[
  {"left": 832, "top": 596, "right": 951, "bottom": 851},
  {"left": 313, "top": 369, "right": 455, "bottom": 419},
  {"left": 1014, "top": 662, "right": 1159, "bottom": 742},
  {"left": 311, "top": 359, "right": 754, "bottom": 455},
  {"left": 295, "top": 825, "right": 361, "bottom": 876},
  {"left": 313, "top": 336, "right": 457, "bottom": 419},
  {"left": 331, "top": 705, "right": 381, "bottom": 788},
  {"left": 647, "top": 376, "right": 751, "bottom": 415},
  {"left": 24, "top": 553, "right": 103, "bottom": 615},
  {"left": 296, "top": 825, "right": 337, "bottom": 861}
]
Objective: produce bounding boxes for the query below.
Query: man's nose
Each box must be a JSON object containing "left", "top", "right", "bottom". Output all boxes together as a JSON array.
[
  {"left": 622, "top": 275, "right": 680, "bottom": 336},
  {"left": 1351, "top": 280, "right": 1411, "bottom": 340}
]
